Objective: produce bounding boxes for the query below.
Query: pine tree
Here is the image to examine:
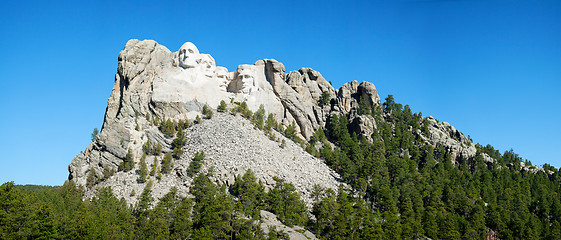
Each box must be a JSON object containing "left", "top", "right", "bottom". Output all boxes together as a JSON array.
[
  {"left": 171, "top": 197, "right": 193, "bottom": 239},
  {"left": 172, "top": 130, "right": 186, "bottom": 159},
  {"left": 231, "top": 169, "right": 266, "bottom": 218},
  {"left": 191, "top": 174, "right": 234, "bottom": 238},
  {"left": 188, "top": 151, "right": 205, "bottom": 177},
  {"left": 87, "top": 167, "right": 97, "bottom": 188},
  {"left": 91, "top": 128, "right": 99, "bottom": 142},
  {"left": 312, "top": 188, "right": 339, "bottom": 238},
  {"left": 267, "top": 177, "right": 308, "bottom": 226},
  {"left": 320, "top": 91, "right": 331, "bottom": 106},
  {"left": 138, "top": 154, "right": 148, "bottom": 183},
  {"left": 119, "top": 148, "right": 134, "bottom": 172},
  {"left": 358, "top": 93, "right": 372, "bottom": 115},
  {"left": 30, "top": 204, "right": 56, "bottom": 239},
  {"left": 253, "top": 104, "right": 266, "bottom": 129},
  {"left": 202, "top": 104, "right": 213, "bottom": 119},
  {"left": 150, "top": 157, "right": 158, "bottom": 176},
  {"left": 161, "top": 153, "right": 173, "bottom": 174},
  {"left": 265, "top": 113, "right": 277, "bottom": 131},
  {"left": 217, "top": 100, "right": 227, "bottom": 112},
  {"left": 102, "top": 165, "right": 114, "bottom": 180},
  {"left": 0, "top": 182, "right": 27, "bottom": 239},
  {"left": 136, "top": 180, "right": 154, "bottom": 216},
  {"left": 284, "top": 121, "right": 297, "bottom": 141}
]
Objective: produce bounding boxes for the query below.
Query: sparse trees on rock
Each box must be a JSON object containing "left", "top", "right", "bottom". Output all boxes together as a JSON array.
[
  {"left": 171, "top": 129, "right": 186, "bottom": 159},
  {"left": 358, "top": 93, "right": 373, "bottom": 115},
  {"left": 142, "top": 139, "right": 162, "bottom": 156},
  {"left": 102, "top": 165, "right": 115, "bottom": 181},
  {"left": 284, "top": 121, "right": 298, "bottom": 142},
  {"left": 159, "top": 118, "right": 176, "bottom": 138}
]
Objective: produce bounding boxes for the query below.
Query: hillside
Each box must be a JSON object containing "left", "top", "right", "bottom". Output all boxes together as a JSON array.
[{"left": 1, "top": 39, "right": 560, "bottom": 239}]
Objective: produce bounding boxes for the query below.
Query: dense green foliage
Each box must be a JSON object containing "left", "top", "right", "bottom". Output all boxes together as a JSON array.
[
  {"left": 187, "top": 151, "right": 205, "bottom": 177},
  {"left": 305, "top": 94, "right": 561, "bottom": 239},
  {"left": 0, "top": 169, "right": 305, "bottom": 239},
  {"left": 266, "top": 177, "right": 308, "bottom": 227}
]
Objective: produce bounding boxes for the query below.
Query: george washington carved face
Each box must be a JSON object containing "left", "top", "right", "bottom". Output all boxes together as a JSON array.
[{"left": 178, "top": 42, "right": 200, "bottom": 69}]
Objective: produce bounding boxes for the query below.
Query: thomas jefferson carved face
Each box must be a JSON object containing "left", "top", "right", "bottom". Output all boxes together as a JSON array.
[
  {"left": 199, "top": 54, "right": 216, "bottom": 78},
  {"left": 178, "top": 42, "right": 200, "bottom": 69}
]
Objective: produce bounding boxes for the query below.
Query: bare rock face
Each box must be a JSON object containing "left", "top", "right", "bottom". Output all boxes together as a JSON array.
[
  {"left": 420, "top": 116, "right": 477, "bottom": 162},
  {"left": 349, "top": 114, "right": 377, "bottom": 142},
  {"left": 260, "top": 210, "right": 317, "bottom": 240}
]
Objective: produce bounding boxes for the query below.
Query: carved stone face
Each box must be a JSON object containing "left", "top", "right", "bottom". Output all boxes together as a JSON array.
[
  {"left": 215, "top": 66, "right": 230, "bottom": 88},
  {"left": 178, "top": 42, "right": 200, "bottom": 69},
  {"left": 236, "top": 65, "right": 256, "bottom": 93},
  {"left": 199, "top": 54, "right": 216, "bottom": 78}
]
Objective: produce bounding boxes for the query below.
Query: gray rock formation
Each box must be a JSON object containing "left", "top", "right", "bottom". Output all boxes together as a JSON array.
[
  {"left": 260, "top": 210, "right": 317, "bottom": 240},
  {"left": 418, "top": 116, "right": 477, "bottom": 162}
]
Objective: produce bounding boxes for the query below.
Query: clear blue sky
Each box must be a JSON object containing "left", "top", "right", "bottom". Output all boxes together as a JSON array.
[{"left": 1, "top": 0, "right": 559, "bottom": 186}]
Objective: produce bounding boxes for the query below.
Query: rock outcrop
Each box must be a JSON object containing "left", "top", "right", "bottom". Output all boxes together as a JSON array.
[
  {"left": 260, "top": 210, "right": 317, "bottom": 240},
  {"left": 419, "top": 116, "right": 477, "bottom": 162}
]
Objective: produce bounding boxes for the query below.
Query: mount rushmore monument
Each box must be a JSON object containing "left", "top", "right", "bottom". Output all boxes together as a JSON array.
[{"left": 69, "top": 39, "right": 479, "bottom": 206}]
